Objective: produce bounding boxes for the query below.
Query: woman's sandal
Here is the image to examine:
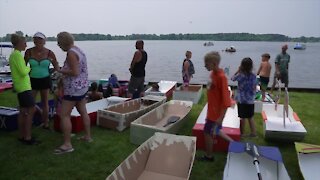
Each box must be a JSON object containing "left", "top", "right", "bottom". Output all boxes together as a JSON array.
[
  {"left": 77, "top": 136, "right": 93, "bottom": 143},
  {"left": 54, "top": 147, "right": 74, "bottom": 155}
]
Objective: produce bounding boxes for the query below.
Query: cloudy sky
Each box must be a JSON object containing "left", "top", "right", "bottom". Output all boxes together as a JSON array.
[{"left": 0, "top": 0, "right": 319, "bottom": 37}]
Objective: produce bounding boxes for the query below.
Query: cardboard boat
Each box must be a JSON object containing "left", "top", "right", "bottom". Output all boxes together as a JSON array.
[
  {"left": 54, "top": 96, "right": 129, "bottom": 133},
  {"left": 145, "top": 80, "right": 177, "bottom": 99},
  {"left": 261, "top": 104, "right": 307, "bottom": 141},
  {"left": 107, "top": 132, "right": 196, "bottom": 180},
  {"left": 192, "top": 103, "right": 240, "bottom": 152},
  {"left": 97, "top": 95, "right": 167, "bottom": 131},
  {"left": 224, "top": 142, "right": 290, "bottom": 180},
  {"left": 130, "top": 100, "right": 193, "bottom": 145},
  {"left": 295, "top": 142, "right": 320, "bottom": 180},
  {"left": 172, "top": 85, "right": 203, "bottom": 104}
]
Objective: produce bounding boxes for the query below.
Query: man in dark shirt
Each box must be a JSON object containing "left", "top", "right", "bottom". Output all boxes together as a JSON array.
[{"left": 128, "top": 40, "right": 147, "bottom": 99}]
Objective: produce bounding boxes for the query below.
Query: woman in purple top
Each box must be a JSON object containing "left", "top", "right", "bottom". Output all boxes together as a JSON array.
[
  {"left": 231, "top": 57, "right": 257, "bottom": 137},
  {"left": 54, "top": 32, "right": 92, "bottom": 155}
]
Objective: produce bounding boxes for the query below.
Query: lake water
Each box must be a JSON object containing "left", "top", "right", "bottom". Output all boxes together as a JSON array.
[{"left": 6, "top": 40, "right": 319, "bottom": 88}]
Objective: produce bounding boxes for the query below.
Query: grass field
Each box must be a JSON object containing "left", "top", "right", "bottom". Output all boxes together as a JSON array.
[{"left": 0, "top": 89, "right": 319, "bottom": 180}]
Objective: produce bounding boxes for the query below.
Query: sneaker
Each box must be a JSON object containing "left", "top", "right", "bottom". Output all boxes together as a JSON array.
[{"left": 197, "top": 155, "right": 215, "bottom": 162}]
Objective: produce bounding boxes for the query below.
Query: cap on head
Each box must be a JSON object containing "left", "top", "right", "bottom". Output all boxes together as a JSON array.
[{"left": 33, "top": 32, "right": 46, "bottom": 39}]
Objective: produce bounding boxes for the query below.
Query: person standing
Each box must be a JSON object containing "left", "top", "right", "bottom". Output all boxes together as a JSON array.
[
  {"left": 54, "top": 32, "right": 91, "bottom": 154},
  {"left": 257, "top": 53, "right": 272, "bottom": 101},
  {"left": 200, "top": 51, "right": 233, "bottom": 162},
  {"left": 271, "top": 44, "right": 290, "bottom": 93},
  {"left": 24, "top": 32, "right": 59, "bottom": 129},
  {"left": 9, "top": 34, "right": 39, "bottom": 145},
  {"left": 182, "top": 50, "right": 195, "bottom": 87},
  {"left": 231, "top": 57, "right": 257, "bottom": 137},
  {"left": 128, "top": 40, "right": 147, "bottom": 99}
]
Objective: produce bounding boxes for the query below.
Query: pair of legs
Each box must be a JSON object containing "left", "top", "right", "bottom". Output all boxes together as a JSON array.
[
  {"left": 18, "top": 107, "right": 36, "bottom": 140},
  {"left": 203, "top": 120, "right": 233, "bottom": 159},
  {"left": 58, "top": 97, "right": 91, "bottom": 150},
  {"left": 128, "top": 76, "right": 144, "bottom": 99},
  {"left": 270, "top": 73, "right": 288, "bottom": 94},
  {"left": 17, "top": 90, "right": 36, "bottom": 141},
  {"left": 32, "top": 89, "right": 50, "bottom": 127},
  {"left": 238, "top": 103, "right": 256, "bottom": 136},
  {"left": 259, "top": 76, "right": 269, "bottom": 101}
]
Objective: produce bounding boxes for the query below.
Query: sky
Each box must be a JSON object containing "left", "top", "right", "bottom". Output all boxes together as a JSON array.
[{"left": 1, "top": 0, "right": 320, "bottom": 37}]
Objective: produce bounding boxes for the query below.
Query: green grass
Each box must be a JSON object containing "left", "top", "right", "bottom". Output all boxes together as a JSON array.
[{"left": 0, "top": 90, "right": 319, "bottom": 180}]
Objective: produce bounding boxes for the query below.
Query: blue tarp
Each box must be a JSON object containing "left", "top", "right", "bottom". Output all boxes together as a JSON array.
[{"left": 229, "top": 141, "right": 283, "bottom": 162}]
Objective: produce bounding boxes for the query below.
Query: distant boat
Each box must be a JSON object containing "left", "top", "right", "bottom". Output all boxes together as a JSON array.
[
  {"left": 204, "top": 42, "right": 214, "bottom": 46},
  {"left": 225, "top": 46, "right": 236, "bottom": 52},
  {"left": 294, "top": 43, "right": 306, "bottom": 50}
]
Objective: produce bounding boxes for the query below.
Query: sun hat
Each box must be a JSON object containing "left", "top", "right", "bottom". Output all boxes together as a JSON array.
[{"left": 33, "top": 32, "right": 46, "bottom": 39}]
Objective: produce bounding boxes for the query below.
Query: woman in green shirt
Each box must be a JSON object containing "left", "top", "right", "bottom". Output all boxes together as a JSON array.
[{"left": 9, "top": 34, "right": 39, "bottom": 145}]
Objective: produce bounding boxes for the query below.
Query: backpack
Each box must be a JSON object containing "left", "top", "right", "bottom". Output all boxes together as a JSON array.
[{"left": 182, "top": 59, "right": 195, "bottom": 75}]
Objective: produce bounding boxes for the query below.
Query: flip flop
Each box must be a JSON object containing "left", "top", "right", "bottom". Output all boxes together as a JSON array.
[
  {"left": 77, "top": 136, "right": 93, "bottom": 143},
  {"left": 54, "top": 147, "right": 74, "bottom": 155}
]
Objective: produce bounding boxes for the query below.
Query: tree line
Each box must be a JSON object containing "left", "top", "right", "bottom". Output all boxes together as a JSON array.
[{"left": 1, "top": 31, "right": 319, "bottom": 42}]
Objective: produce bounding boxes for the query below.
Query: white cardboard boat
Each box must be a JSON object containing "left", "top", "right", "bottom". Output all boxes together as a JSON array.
[
  {"left": 107, "top": 132, "right": 196, "bottom": 180},
  {"left": 54, "top": 96, "right": 129, "bottom": 132},
  {"left": 145, "top": 80, "right": 177, "bottom": 99},
  {"left": 295, "top": 142, "right": 320, "bottom": 180},
  {"left": 262, "top": 103, "right": 307, "bottom": 141},
  {"left": 224, "top": 142, "right": 290, "bottom": 180},
  {"left": 97, "top": 95, "right": 167, "bottom": 131},
  {"left": 130, "top": 100, "right": 193, "bottom": 145},
  {"left": 173, "top": 85, "right": 203, "bottom": 104}
]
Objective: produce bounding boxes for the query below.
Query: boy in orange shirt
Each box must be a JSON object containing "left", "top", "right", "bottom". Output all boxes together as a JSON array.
[{"left": 200, "top": 51, "right": 233, "bottom": 161}]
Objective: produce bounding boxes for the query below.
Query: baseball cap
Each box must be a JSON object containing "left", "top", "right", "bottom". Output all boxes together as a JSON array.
[{"left": 33, "top": 32, "right": 46, "bottom": 39}]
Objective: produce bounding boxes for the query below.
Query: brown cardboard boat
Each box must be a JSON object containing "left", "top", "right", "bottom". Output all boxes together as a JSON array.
[
  {"left": 130, "top": 100, "right": 193, "bottom": 145},
  {"left": 97, "top": 95, "right": 166, "bottom": 131},
  {"left": 107, "top": 132, "right": 196, "bottom": 180}
]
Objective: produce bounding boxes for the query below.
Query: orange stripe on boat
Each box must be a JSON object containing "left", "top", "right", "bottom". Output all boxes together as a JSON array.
[
  {"left": 261, "top": 111, "right": 267, "bottom": 121},
  {"left": 293, "top": 112, "right": 301, "bottom": 121}
]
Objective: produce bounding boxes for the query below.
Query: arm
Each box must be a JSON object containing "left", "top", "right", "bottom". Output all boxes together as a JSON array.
[
  {"left": 129, "top": 51, "right": 142, "bottom": 72},
  {"left": 231, "top": 67, "right": 240, "bottom": 81},
  {"left": 14, "top": 55, "right": 31, "bottom": 77},
  {"left": 24, "top": 48, "right": 31, "bottom": 65},
  {"left": 183, "top": 60, "right": 190, "bottom": 78},
  {"left": 48, "top": 50, "right": 60, "bottom": 71},
  {"left": 216, "top": 108, "right": 228, "bottom": 125},
  {"left": 217, "top": 75, "right": 232, "bottom": 125},
  {"left": 58, "top": 51, "right": 79, "bottom": 76},
  {"left": 257, "top": 63, "right": 262, "bottom": 75}
]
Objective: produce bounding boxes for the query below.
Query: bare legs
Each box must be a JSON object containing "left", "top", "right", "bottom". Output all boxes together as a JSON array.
[
  {"left": 240, "top": 117, "right": 257, "bottom": 137},
  {"left": 58, "top": 98, "right": 91, "bottom": 150},
  {"left": 32, "top": 89, "right": 50, "bottom": 127},
  {"left": 18, "top": 107, "right": 36, "bottom": 140}
]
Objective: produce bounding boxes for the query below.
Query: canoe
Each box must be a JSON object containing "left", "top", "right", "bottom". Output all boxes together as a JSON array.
[
  {"left": 130, "top": 100, "right": 193, "bottom": 145},
  {"left": 173, "top": 84, "right": 203, "bottom": 104},
  {"left": 295, "top": 142, "right": 320, "bottom": 180},
  {"left": 224, "top": 142, "right": 290, "bottom": 180},
  {"left": 192, "top": 103, "right": 240, "bottom": 152},
  {"left": 54, "top": 96, "right": 129, "bottom": 133},
  {"left": 97, "top": 95, "right": 167, "bottom": 131},
  {"left": 107, "top": 132, "right": 196, "bottom": 180},
  {"left": 261, "top": 103, "right": 307, "bottom": 141},
  {"left": 145, "top": 80, "right": 177, "bottom": 99}
]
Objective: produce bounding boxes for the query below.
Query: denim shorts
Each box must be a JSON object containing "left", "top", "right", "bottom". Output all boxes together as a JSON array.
[{"left": 204, "top": 119, "right": 222, "bottom": 135}]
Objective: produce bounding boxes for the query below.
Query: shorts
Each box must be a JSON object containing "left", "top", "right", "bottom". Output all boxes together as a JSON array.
[
  {"left": 280, "top": 72, "right": 288, "bottom": 86},
  {"left": 182, "top": 74, "right": 190, "bottom": 86},
  {"left": 63, "top": 93, "right": 87, "bottom": 101},
  {"left": 128, "top": 76, "right": 145, "bottom": 94},
  {"left": 259, "top": 76, "right": 269, "bottom": 90},
  {"left": 30, "top": 76, "right": 51, "bottom": 90},
  {"left": 237, "top": 103, "right": 254, "bottom": 118},
  {"left": 203, "top": 119, "right": 222, "bottom": 135},
  {"left": 17, "top": 90, "right": 35, "bottom": 108}
]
